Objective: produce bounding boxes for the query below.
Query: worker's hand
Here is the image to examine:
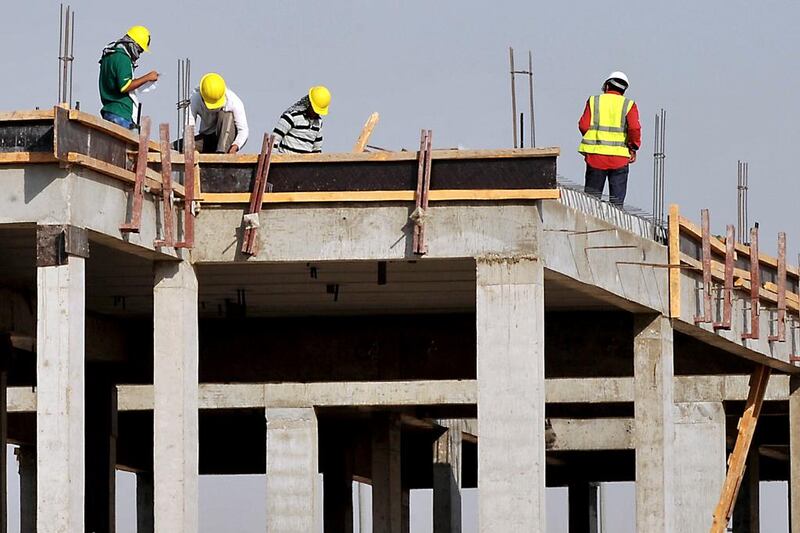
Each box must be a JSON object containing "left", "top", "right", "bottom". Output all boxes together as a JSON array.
[
  {"left": 228, "top": 144, "right": 239, "bottom": 154},
  {"left": 629, "top": 150, "right": 637, "bottom": 164},
  {"left": 144, "top": 71, "right": 159, "bottom": 83}
]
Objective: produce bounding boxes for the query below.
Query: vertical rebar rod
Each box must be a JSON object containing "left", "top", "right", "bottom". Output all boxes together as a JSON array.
[
  {"left": 652, "top": 112, "right": 659, "bottom": 232},
  {"left": 519, "top": 112, "right": 524, "bottom": 148},
  {"left": 58, "top": 4, "right": 64, "bottom": 102},
  {"left": 61, "top": 6, "right": 71, "bottom": 105},
  {"left": 528, "top": 50, "right": 535, "bottom": 147},
  {"left": 509, "top": 47, "right": 518, "bottom": 148},
  {"left": 68, "top": 8, "right": 75, "bottom": 107}
]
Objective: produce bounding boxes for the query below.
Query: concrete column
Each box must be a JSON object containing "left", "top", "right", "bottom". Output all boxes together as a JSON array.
[
  {"left": 673, "top": 402, "right": 726, "bottom": 532},
  {"left": 791, "top": 376, "right": 800, "bottom": 532},
  {"left": 633, "top": 314, "right": 674, "bottom": 533},
  {"left": 85, "top": 373, "right": 118, "bottom": 533},
  {"left": 0, "top": 343, "right": 7, "bottom": 533},
  {"left": 568, "top": 482, "right": 598, "bottom": 533},
  {"left": 476, "top": 257, "right": 545, "bottom": 531},
  {"left": 136, "top": 472, "right": 154, "bottom": 533},
  {"left": 36, "top": 255, "right": 85, "bottom": 532},
  {"left": 266, "top": 407, "right": 319, "bottom": 532},
  {"left": 153, "top": 261, "right": 198, "bottom": 533},
  {"left": 17, "top": 446, "right": 36, "bottom": 533},
  {"left": 733, "top": 447, "right": 760, "bottom": 533},
  {"left": 433, "top": 421, "right": 462, "bottom": 533},
  {"left": 323, "top": 444, "right": 353, "bottom": 533},
  {"left": 371, "top": 414, "right": 402, "bottom": 532}
]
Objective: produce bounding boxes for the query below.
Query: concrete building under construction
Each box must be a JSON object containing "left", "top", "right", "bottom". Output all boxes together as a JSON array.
[{"left": 0, "top": 106, "right": 799, "bottom": 532}]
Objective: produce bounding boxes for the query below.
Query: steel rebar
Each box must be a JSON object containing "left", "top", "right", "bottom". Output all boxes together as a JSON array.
[{"left": 509, "top": 47, "right": 518, "bottom": 148}]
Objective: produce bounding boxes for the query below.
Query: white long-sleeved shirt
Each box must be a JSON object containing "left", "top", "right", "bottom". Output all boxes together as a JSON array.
[{"left": 187, "top": 87, "right": 249, "bottom": 149}]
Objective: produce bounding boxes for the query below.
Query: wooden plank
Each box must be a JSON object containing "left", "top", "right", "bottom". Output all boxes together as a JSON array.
[
  {"left": 199, "top": 188, "right": 561, "bottom": 205},
  {"left": 190, "top": 146, "right": 561, "bottom": 165},
  {"left": 669, "top": 204, "right": 682, "bottom": 318},
  {"left": 353, "top": 112, "right": 379, "bottom": 153},
  {"left": 0, "top": 152, "right": 57, "bottom": 164},
  {"left": 68, "top": 108, "right": 161, "bottom": 152},
  {"left": 0, "top": 109, "right": 55, "bottom": 121},
  {"left": 66, "top": 152, "right": 185, "bottom": 197},
  {"left": 710, "top": 365, "right": 771, "bottom": 532}
]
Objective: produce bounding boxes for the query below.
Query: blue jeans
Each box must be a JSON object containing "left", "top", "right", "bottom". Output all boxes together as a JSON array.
[
  {"left": 101, "top": 110, "right": 135, "bottom": 130},
  {"left": 584, "top": 164, "right": 629, "bottom": 206}
]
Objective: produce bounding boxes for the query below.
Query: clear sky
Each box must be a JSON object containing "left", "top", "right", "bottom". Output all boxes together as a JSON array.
[{"left": 2, "top": 0, "right": 798, "bottom": 530}]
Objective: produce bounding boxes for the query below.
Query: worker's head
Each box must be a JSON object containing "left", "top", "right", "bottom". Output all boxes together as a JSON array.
[
  {"left": 308, "top": 86, "right": 331, "bottom": 117},
  {"left": 126, "top": 26, "right": 151, "bottom": 53},
  {"left": 200, "top": 73, "right": 227, "bottom": 110},
  {"left": 603, "top": 71, "right": 629, "bottom": 94}
]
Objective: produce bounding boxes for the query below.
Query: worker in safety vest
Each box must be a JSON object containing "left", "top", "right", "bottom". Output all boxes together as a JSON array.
[
  {"left": 98, "top": 26, "right": 158, "bottom": 129},
  {"left": 272, "top": 86, "right": 330, "bottom": 154},
  {"left": 185, "top": 73, "right": 249, "bottom": 154},
  {"left": 578, "top": 71, "right": 641, "bottom": 206}
]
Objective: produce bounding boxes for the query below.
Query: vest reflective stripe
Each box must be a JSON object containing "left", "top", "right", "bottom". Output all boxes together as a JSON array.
[{"left": 579, "top": 94, "right": 634, "bottom": 157}]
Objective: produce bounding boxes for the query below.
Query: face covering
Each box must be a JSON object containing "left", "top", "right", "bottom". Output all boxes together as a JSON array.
[{"left": 100, "top": 35, "right": 143, "bottom": 68}]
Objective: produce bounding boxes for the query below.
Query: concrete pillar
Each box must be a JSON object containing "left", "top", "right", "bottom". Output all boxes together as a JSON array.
[
  {"left": 136, "top": 472, "right": 154, "bottom": 533},
  {"left": 266, "top": 407, "right": 319, "bottom": 532},
  {"left": 17, "top": 445, "right": 36, "bottom": 533},
  {"left": 153, "top": 261, "right": 198, "bottom": 533},
  {"left": 0, "top": 337, "right": 7, "bottom": 533},
  {"left": 323, "top": 444, "right": 353, "bottom": 533},
  {"left": 791, "top": 376, "right": 800, "bottom": 532},
  {"left": 371, "top": 414, "right": 402, "bottom": 532},
  {"left": 568, "top": 482, "right": 598, "bottom": 533},
  {"left": 85, "top": 372, "right": 118, "bottom": 533},
  {"left": 673, "top": 402, "right": 726, "bottom": 532},
  {"left": 476, "top": 257, "right": 545, "bottom": 531},
  {"left": 36, "top": 253, "right": 85, "bottom": 532},
  {"left": 633, "top": 314, "right": 674, "bottom": 533},
  {"left": 733, "top": 447, "right": 760, "bottom": 532},
  {"left": 433, "top": 421, "right": 462, "bottom": 533}
]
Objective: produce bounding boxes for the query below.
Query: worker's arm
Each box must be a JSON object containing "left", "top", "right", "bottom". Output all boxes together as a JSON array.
[
  {"left": 121, "top": 71, "right": 159, "bottom": 94},
  {"left": 272, "top": 112, "right": 294, "bottom": 149},
  {"left": 578, "top": 99, "right": 591, "bottom": 135},
  {"left": 186, "top": 91, "right": 200, "bottom": 129},
  {"left": 228, "top": 93, "right": 249, "bottom": 153},
  {"left": 626, "top": 102, "right": 641, "bottom": 163}
]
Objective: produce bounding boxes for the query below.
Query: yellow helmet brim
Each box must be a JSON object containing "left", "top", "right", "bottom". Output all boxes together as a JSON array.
[{"left": 203, "top": 95, "right": 226, "bottom": 110}]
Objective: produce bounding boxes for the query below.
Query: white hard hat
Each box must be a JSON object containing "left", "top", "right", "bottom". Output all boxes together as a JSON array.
[{"left": 604, "top": 71, "right": 629, "bottom": 90}]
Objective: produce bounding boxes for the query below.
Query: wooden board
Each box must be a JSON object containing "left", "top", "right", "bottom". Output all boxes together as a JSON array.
[
  {"left": 66, "top": 152, "right": 185, "bottom": 197},
  {"left": 199, "top": 155, "right": 558, "bottom": 194},
  {"left": 68, "top": 108, "right": 161, "bottom": 152},
  {"left": 0, "top": 152, "right": 57, "bottom": 163},
  {"left": 200, "top": 188, "right": 561, "bottom": 205},
  {"left": 0, "top": 109, "right": 55, "bottom": 121},
  {"left": 669, "top": 204, "right": 682, "bottom": 318}
]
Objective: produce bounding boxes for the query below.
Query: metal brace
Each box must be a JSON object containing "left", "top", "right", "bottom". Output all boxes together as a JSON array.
[
  {"left": 175, "top": 125, "right": 196, "bottom": 249},
  {"left": 412, "top": 129, "right": 433, "bottom": 255},
  {"left": 120, "top": 116, "right": 151, "bottom": 233},
  {"left": 742, "top": 226, "right": 760, "bottom": 340},
  {"left": 241, "top": 133, "right": 275, "bottom": 256}
]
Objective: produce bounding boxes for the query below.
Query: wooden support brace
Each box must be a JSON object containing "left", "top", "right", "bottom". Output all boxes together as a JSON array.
[
  {"left": 119, "top": 116, "right": 150, "bottom": 233},
  {"left": 768, "top": 232, "right": 787, "bottom": 342},
  {"left": 742, "top": 227, "right": 761, "bottom": 340},
  {"left": 412, "top": 129, "right": 433, "bottom": 255},
  {"left": 241, "top": 133, "right": 274, "bottom": 256},
  {"left": 175, "top": 125, "right": 196, "bottom": 249},
  {"left": 710, "top": 365, "right": 771, "bottom": 532},
  {"left": 694, "top": 209, "right": 713, "bottom": 324},
  {"left": 153, "top": 123, "right": 175, "bottom": 248},
  {"left": 668, "top": 204, "right": 681, "bottom": 318},
  {"left": 714, "top": 225, "right": 735, "bottom": 330},
  {"left": 353, "top": 112, "right": 379, "bottom": 153}
]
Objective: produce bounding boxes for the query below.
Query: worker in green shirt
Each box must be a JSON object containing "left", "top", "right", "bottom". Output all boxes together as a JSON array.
[{"left": 98, "top": 26, "right": 158, "bottom": 129}]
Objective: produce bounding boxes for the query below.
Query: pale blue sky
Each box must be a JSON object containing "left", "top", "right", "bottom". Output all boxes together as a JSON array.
[{"left": 2, "top": 0, "right": 798, "bottom": 530}]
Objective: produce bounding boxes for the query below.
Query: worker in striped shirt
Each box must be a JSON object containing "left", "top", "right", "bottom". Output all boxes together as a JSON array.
[{"left": 272, "top": 86, "right": 330, "bottom": 154}]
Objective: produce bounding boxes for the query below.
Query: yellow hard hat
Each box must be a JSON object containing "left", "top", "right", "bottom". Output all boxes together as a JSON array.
[
  {"left": 200, "top": 73, "right": 227, "bottom": 110},
  {"left": 308, "top": 86, "right": 331, "bottom": 116},
  {"left": 126, "top": 26, "right": 151, "bottom": 52}
]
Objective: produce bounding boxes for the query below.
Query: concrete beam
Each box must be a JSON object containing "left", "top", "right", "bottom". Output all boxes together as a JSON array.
[
  {"left": 153, "top": 261, "right": 198, "bottom": 533},
  {"left": 266, "top": 408, "right": 319, "bottom": 532},
  {"left": 36, "top": 253, "right": 85, "bottom": 532},
  {"left": 549, "top": 418, "right": 634, "bottom": 451},
  {"left": 633, "top": 314, "right": 674, "bottom": 533},
  {"left": 476, "top": 257, "right": 545, "bottom": 531}
]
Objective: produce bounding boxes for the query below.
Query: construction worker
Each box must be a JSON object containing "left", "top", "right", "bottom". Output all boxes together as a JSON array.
[
  {"left": 98, "top": 26, "right": 158, "bottom": 129},
  {"left": 272, "top": 86, "right": 330, "bottom": 154},
  {"left": 578, "top": 71, "right": 641, "bottom": 206},
  {"left": 186, "top": 73, "right": 249, "bottom": 154}
]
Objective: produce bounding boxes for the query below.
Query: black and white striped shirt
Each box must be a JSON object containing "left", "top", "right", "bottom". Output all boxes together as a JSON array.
[{"left": 272, "top": 96, "right": 323, "bottom": 154}]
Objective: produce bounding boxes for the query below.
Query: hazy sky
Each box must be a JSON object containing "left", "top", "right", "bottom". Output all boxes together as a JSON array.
[{"left": 2, "top": 0, "right": 799, "bottom": 530}]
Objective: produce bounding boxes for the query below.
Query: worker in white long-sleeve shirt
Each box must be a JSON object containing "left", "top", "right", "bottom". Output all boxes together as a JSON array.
[
  {"left": 185, "top": 72, "right": 248, "bottom": 153},
  {"left": 272, "top": 86, "right": 330, "bottom": 154}
]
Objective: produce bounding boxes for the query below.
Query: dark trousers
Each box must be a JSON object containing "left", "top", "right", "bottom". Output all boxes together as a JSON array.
[{"left": 584, "top": 164, "right": 629, "bottom": 206}]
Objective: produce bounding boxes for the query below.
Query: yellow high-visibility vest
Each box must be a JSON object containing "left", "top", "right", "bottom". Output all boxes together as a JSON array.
[{"left": 578, "top": 93, "right": 634, "bottom": 158}]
